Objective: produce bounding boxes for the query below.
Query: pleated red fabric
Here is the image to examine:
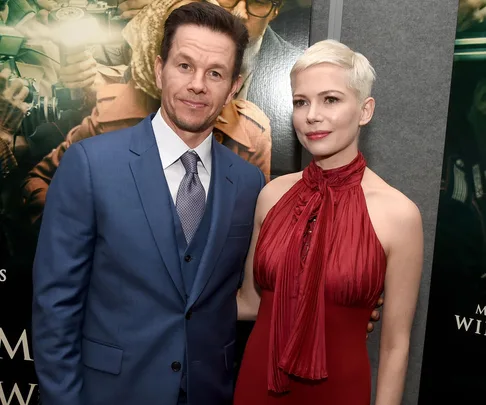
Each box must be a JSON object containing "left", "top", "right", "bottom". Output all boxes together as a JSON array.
[{"left": 236, "top": 152, "right": 387, "bottom": 400}]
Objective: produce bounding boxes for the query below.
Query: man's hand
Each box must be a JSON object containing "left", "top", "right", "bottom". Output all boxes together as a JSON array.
[
  {"left": 16, "top": 16, "right": 52, "bottom": 39},
  {"left": 366, "top": 296, "right": 384, "bottom": 338},
  {"left": 0, "top": 68, "right": 30, "bottom": 135},
  {"left": 0, "top": 69, "right": 30, "bottom": 112},
  {"left": 35, "top": 0, "right": 59, "bottom": 24},
  {"left": 59, "top": 50, "right": 98, "bottom": 90},
  {"left": 0, "top": 69, "right": 30, "bottom": 159},
  {"left": 117, "top": 0, "right": 151, "bottom": 20},
  {"left": 35, "top": 0, "right": 58, "bottom": 10},
  {"left": 0, "top": 130, "right": 29, "bottom": 158}
]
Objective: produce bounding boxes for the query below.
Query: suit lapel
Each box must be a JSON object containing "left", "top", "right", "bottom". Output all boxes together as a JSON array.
[
  {"left": 187, "top": 141, "right": 236, "bottom": 309},
  {"left": 129, "top": 115, "right": 186, "bottom": 301}
]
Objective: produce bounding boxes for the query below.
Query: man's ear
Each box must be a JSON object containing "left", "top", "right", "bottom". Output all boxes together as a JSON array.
[
  {"left": 225, "top": 74, "right": 243, "bottom": 106},
  {"left": 154, "top": 55, "right": 164, "bottom": 90},
  {"left": 270, "top": 7, "right": 279, "bottom": 21}
]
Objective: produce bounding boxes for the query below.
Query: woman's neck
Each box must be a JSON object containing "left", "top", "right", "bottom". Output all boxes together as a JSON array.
[{"left": 313, "top": 146, "right": 359, "bottom": 171}]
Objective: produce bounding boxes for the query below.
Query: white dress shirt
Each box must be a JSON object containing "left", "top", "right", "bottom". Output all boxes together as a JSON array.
[{"left": 152, "top": 109, "right": 212, "bottom": 204}]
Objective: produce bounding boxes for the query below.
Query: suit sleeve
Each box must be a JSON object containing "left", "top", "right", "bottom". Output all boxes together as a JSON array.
[
  {"left": 32, "top": 142, "right": 96, "bottom": 405},
  {"left": 237, "top": 166, "right": 265, "bottom": 288},
  {"left": 257, "top": 168, "right": 265, "bottom": 192}
]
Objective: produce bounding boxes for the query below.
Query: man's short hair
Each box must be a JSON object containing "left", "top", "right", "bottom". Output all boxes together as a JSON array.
[
  {"left": 160, "top": 1, "right": 249, "bottom": 82},
  {"left": 291, "top": 39, "right": 376, "bottom": 102}
]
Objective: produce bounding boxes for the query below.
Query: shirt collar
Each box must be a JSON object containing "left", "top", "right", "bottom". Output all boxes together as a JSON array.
[{"left": 152, "top": 108, "right": 212, "bottom": 174}]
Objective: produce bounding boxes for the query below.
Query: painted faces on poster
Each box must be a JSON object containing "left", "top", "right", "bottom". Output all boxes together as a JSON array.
[
  {"left": 154, "top": 25, "right": 240, "bottom": 148},
  {"left": 226, "top": 0, "right": 278, "bottom": 44},
  {"left": 292, "top": 64, "right": 375, "bottom": 168}
]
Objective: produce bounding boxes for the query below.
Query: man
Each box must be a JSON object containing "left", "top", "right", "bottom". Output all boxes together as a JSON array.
[
  {"left": 219, "top": 0, "right": 302, "bottom": 177},
  {"left": 20, "top": 0, "right": 271, "bottom": 228},
  {"left": 97, "top": 0, "right": 301, "bottom": 177},
  {"left": 31, "top": 3, "right": 265, "bottom": 405}
]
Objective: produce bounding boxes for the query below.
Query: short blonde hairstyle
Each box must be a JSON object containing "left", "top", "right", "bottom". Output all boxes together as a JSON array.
[{"left": 290, "top": 39, "right": 376, "bottom": 102}]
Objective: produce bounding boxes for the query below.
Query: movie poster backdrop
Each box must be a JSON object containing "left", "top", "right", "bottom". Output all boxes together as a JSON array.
[
  {"left": 0, "top": 0, "right": 311, "bottom": 402},
  {"left": 419, "top": 1, "right": 486, "bottom": 403}
]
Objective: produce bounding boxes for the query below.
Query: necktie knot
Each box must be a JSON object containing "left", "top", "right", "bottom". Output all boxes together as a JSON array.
[{"left": 180, "top": 151, "right": 199, "bottom": 174}]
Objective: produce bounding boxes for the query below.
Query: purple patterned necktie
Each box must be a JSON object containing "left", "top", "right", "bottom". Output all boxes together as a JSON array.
[{"left": 176, "top": 151, "right": 206, "bottom": 244}]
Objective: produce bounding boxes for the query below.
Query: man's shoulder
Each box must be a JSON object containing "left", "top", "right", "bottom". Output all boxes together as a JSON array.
[
  {"left": 262, "top": 27, "right": 300, "bottom": 57},
  {"left": 78, "top": 116, "right": 148, "bottom": 152}
]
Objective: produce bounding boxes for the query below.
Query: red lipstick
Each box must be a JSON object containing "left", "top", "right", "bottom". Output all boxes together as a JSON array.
[{"left": 305, "top": 131, "right": 331, "bottom": 140}]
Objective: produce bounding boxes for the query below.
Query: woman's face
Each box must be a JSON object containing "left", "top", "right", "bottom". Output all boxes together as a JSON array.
[{"left": 291, "top": 63, "right": 374, "bottom": 165}]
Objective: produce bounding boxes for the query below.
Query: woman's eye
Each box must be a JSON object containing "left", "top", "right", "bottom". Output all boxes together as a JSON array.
[{"left": 325, "top": 96, "right": 339, "bottom": 104}]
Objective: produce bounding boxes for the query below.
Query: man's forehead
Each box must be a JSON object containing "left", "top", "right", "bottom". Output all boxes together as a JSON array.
[
  {"left": 170, "top": 25, "right": 236, "bottom": 59},
  {"left": 172, "top": 24, "right": 232, "bottom": 44}
]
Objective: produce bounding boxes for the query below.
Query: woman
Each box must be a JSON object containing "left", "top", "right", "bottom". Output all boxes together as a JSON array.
[{"left": 234, "top": 39, "right": 423, "bottom": 405}]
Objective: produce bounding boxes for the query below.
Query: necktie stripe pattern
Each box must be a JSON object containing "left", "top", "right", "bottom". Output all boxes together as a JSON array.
[{"left": 176, "top": 151, "right": 206, "bottom": 244}]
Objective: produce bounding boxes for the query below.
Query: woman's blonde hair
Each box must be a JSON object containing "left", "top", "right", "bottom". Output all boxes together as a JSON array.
[{"left": 290, "top": 39, "right": 376, "bottom": 102}]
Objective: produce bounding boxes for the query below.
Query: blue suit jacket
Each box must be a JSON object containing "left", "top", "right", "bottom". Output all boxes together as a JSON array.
[{"left": 32, "top": 115, "right": 265, "bottom": 405}]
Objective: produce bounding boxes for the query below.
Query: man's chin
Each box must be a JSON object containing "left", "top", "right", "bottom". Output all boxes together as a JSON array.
[
  {"left": 248, "top": 34, "right": 263, "bottom": 46},
  {"left": 174, "top": 118, "right": 213, "bottom": 135}
]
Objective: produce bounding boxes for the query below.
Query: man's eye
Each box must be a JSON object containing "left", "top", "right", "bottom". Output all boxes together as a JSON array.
[
  {"left": 209, "top": 71, "right": 222, "bottom": 78},
  {"left": 179, "top": 63, "right": 190, "bottom": 70}
]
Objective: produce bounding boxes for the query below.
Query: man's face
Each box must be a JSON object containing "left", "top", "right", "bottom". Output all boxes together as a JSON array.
[
  {"left": 154, "top": 24, "right": 241, "bottom": 143},
  {"left": 0, "top": 5, "right": 8, "bottom": 23},
  {"left": 222, "top": 0, "right": 278, "bottom": 44}
]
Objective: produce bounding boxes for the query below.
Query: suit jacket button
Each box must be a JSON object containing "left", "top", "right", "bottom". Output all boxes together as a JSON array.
[
  {"left": 184, "top": 255, "right": 192, "bottom": 262},
  {"left": 171, "top": 361, "right": 182, "bottom": 372},
  {"left": 185, "top": 310, "right": 192, "bottom": 320}
]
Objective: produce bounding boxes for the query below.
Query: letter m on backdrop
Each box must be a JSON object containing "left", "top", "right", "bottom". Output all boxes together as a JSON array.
[
  {"left": 476, "top": 305, "right": 486, "bottom": 316},
  {"left": 0, "top": 330, "right": 33, "bottom": 361}
]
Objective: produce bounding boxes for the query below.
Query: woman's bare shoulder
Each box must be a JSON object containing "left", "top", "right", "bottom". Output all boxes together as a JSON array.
[
  {"left": 255, "top": 171, "right": 303, "bottom": 223},
  {"left": 363, "top": 168, "right": 422, "bottom": 228}
]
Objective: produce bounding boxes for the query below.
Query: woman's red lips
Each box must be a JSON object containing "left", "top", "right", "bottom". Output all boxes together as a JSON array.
[{"left": 305, "top": 131, "right": 331, "bottom": 140}]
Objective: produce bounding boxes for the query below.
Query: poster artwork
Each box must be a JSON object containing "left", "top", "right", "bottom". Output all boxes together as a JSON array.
[
  {"left": 420, "top": 1, "right": 486, "bottom": 403},
  {"left": 0, "top": 0, "right": 311, "bottom": 402}
]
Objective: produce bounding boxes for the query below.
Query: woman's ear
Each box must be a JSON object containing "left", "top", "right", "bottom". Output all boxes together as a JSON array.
[{"left": 359, "top": 97, "right": 375, "bottom": 126}]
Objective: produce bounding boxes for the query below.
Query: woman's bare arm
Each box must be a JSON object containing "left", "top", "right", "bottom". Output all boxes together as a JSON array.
[
  {"left": 237, "top": 174, "right": 300, "bottom": 321},
  {"left": 374, "top": 193, "right": 423, "bottom": 405}
]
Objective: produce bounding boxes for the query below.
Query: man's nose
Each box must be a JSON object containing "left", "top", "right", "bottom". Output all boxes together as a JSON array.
[
  {"left": 187, "top": 71, "right": 207, "bottom": 94},
  {"left": 231, "top": 0, "right": 248, "bottom": 19}
]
